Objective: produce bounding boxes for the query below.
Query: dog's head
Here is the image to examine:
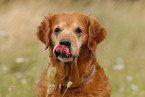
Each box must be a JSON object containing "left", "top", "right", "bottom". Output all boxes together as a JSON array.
[{"left": 36, "top": 12, "right": 107, "bottom": 62}]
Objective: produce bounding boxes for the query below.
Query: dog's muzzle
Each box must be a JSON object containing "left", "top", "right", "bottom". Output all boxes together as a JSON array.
[{"left": 53, "top": 39, "right": 74, "bottom": 62}]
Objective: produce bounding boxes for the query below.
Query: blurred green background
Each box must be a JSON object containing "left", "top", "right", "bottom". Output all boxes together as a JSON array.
[{"left": 0, "top": 0, "right": 145, "bottom": 97}]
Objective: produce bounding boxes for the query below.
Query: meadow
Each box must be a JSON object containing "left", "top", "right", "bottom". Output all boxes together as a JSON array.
[{"left": 0, "top": 0, "right": 145, "bottom": 97}]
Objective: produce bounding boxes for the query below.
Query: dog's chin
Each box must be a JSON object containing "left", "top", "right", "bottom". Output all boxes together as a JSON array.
[
  {"left": 56, "top": 54, "right": 74, "bottom": 62},
  {"left": 57, "top": 56, "right": 73, "bottom": 62}
]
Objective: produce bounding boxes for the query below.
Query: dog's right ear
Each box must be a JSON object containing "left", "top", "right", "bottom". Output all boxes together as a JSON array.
[
  {"left": 36, "top": 13, "right": 53, "bottom": 50},
  {"left": 87, "top": 15, "right": 107, "bottom": 52}
]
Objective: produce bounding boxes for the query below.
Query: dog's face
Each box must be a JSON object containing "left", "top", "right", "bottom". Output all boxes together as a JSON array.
[
  {"left": 36, "top": 12, "right": 107, "bottom": 62},
  {"left": 51, "top": 13, "right": 88, "bottom": 62}
]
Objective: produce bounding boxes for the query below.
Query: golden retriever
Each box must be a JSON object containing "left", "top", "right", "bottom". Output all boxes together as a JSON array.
[{"left": 36, "top": 12, "right": 111, "bottom": 97}]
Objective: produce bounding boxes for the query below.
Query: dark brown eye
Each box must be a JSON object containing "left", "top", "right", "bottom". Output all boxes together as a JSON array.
[
  {"left": 75, "top": 28, "right": 82, "bottom": 34},
  {"left": 55, "top": 28, "right": 61, "bottom": 33}
]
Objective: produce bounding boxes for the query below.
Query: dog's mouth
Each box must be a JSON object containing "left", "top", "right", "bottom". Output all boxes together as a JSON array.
[{"left": 53, "top": 45, "right": 74, "bottom": 62}]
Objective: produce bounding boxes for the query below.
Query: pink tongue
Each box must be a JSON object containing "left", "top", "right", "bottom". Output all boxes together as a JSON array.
[{"left": 55, "top": 45, "right": 70, "bottom": 57}]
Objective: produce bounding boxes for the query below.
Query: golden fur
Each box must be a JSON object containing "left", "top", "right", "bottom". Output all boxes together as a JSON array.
[{"left": 36, "top": 12, "right": 111, "bottom": 97}]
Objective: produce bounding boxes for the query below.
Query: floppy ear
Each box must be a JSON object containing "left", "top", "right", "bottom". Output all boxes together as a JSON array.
[
  {"left": 36, "top": 13, "right": 53, "bottom": 50},
  {"left": 87, "top": 15, "right": 107, "bottom": 52}
]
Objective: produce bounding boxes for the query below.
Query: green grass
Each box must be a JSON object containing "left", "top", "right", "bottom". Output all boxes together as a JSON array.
[{"left": 0, "top": 0, "right": 145, "bottom": 97}]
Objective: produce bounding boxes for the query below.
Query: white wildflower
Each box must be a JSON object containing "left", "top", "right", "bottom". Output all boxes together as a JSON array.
[
  {"left": 21, "top": 78, "right": 27, "bottom": 84},
  {"left": 112, "top": 57, "right": 124, "bottom": 71},
  {"left": 0, "top": 31, "right": 7, "bottom": 37},
  {"left": 47, "top": 84, "right": 55, "bottom": 94},
  {"left": 15, "top": 57, "right": 25, "bottom": 63},
  {"left": 61, "top": 81, "right": 73, "bottom": 97},
  {"left": 130, "top": 84, "right": 138, "bottom": 90},
  {"left": 1, "top": 65, "right": 8, "bottom": 73},
  {"left": 9, "top": 86, "right": 15, "bottom": 93},
  {"left": 126, "top": 76, "right": 133, "bottom": 81},
  {"left": 67, "top": 81, "right": 73, "bottom": 88},
  {"left": 112, "top": 64, "right": 124, "bottom": 70},
  {"left": 9, "top": 85, "right": 15, "bottom": 97}
]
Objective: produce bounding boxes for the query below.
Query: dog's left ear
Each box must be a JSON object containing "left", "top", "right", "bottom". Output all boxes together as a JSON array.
[
  {"left": 36, "top": 13, "right": 53, "bottom": 50},
  {"left": 87, "top": 15, "right": 107, "bottom": 52}
]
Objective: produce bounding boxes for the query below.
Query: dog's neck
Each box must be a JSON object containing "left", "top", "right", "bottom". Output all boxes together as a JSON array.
[{"left": 49, "top": 45, "right": 96, "bottom": 87}]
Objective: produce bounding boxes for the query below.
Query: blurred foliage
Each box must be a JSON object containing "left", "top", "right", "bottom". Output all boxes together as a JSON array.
[{"left": 0, "top": 0, "right": 145, "bottom": 97}]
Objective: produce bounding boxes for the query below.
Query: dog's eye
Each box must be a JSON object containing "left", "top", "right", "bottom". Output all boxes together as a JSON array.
[
  {"left": 75, "top": 28, "right": 82, "bottom": 34},
  {"left": 55, "top": 28, "right": 61, "bottom": 33}
]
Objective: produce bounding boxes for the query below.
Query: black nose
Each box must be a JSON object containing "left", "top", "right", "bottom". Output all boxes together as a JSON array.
[{"left": 59, "top": 39, "right": 71, "bottom": 47}]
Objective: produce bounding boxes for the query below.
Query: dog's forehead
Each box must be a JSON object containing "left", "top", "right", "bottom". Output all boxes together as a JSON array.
[{"left": 52, "top": 13, "right": 87, "bottom": 27}]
